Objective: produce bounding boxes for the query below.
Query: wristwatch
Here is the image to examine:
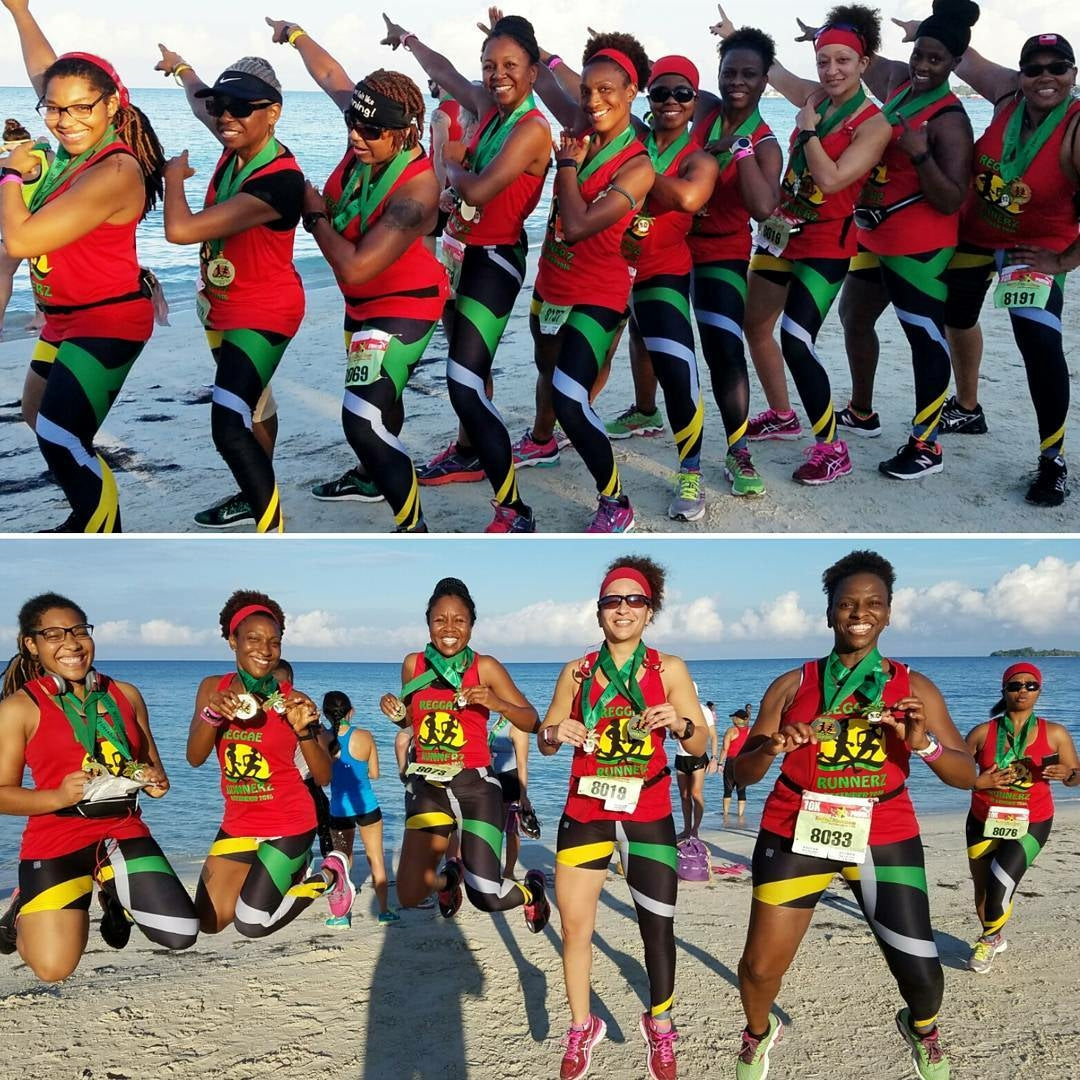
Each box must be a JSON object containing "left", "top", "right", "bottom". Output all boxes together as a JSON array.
[
  {"left": 912, "top": 732, "right": 943, "bottom": 762},
  {"left": 731, "top": 136, "right": 754, "bottom": 155},
  {"left": 678, "top": 717, "right": 696, "bottom": 741},
  {"left": 302, "top": 211, "right": 328, "bottom": 233}
]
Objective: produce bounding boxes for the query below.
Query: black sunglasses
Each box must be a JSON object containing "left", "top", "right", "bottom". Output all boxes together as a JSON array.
[
  {"left": 205, "top": 97, "right": 274, "bottom": 119},
  {"left": 1020, "top": 60, "right": 1074, "bottom": 78},
  {"left": 598, "top": 593, "right": 651, "bottom": 610},
  {"left": 647, "top": 85, "right": 696, "bottom": 104},
  {"left": 1004, "top": 681, "right": 1040, "bottom": 692}
]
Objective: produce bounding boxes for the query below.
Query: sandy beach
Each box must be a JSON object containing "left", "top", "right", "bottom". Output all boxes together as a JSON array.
[
  {"left": 2, "top": 250, "right": 1079, "bottom": 535},
  {"left": 2, "top": 803, "right": 1077, "bottom": 1079}
]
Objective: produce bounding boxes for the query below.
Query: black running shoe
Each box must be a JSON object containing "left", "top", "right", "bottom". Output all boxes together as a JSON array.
[
  {"left": 835, "top": 404, "right": 882, "bottom": 438},
  {"left": 0, "top": 889, "right": 21, "bottom": 955},
  {"left": 519, "top": 806, "right": 542, "bottom": 840},
  {"left": 523, "top": 869, "right": 550, "bottom": 933},
  {"left": 194, "top": 492, "right": 253, "bottom": 529},
  {"left": 878, "top": 437, "right": 943, "bottom": 480},
  {"left": 938, "top": 395, "right": 988, "bottom": 434},
  {"left": 437, "top": 858, "right": 463, "bottom": 918},
  {"left": 99, "top": 889, "right": 132, "bottom": 949},
  {"left": 311, "top": 467, "right": 385, "bottom": 503},
  {"left": 1026, "top": 455, "right": 1068, "bottom": 507}
]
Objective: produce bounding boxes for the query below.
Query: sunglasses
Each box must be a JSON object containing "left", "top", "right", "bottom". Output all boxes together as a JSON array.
[
  {"left": 32, "top": 623, "right": 94, "bottom": 643},
  {"left": 647, "top": 85, "right": 696, "bottom": 104},
  {"left": 1004, "top": 681, "right": 1040, "bottom": 692},
  {"left": 597, "top": 593, "right": 651, "bottom": 610},
  {"left": 1020, "top": 60, "right": 1074, "bottom": 77},
  {"left": 205, "top": 97, "right": 274, "bottom": 119}
]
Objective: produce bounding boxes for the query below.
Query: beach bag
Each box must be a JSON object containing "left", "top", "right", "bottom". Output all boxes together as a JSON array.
[{"left": 677, "top": 837, "right": 710, "bottom": 882}]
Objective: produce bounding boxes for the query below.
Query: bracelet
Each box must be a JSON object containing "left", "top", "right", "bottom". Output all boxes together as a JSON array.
[
  {"left": 732, "top": 147, "right": 755, "bottom": 163},
  {"left": 918, "top": 739, "right": 945, "bottom": 764},
  {"left": 302, "top": 211, "right": 328, "bottom": 233},
  {"left": 171, "top": 63, "right": 192, "bottom": 84},
  {"left": 297, "top": 723, "right": 318, "bottom": 742},
  {"left": 556, "top": 158, "right": 578, "bottom": 169},
  {"left": 199, "top": 706, "right": 225, "bottom": 728},
  {"left": 909, "top": 150, "right": 931, "bottom": 166},
  {"left": 546, "top": 55, "right": 563, "bottom": 71},
  {"left": 287, "top": 27, "right": 307, "bottom": 47},
  {"left": 542, "top": 726, "right": 560, "bottom": 747},
  {"left": 402, "top": 32, "right": 417, "bottom": 51}
]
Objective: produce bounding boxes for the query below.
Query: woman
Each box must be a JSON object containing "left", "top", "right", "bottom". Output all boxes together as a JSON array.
[
  {"left": 188, "top": 591, "right": 354, "bottom": 937},
  {"left": 377, "top": 577, "right": 549, "bottom": 927},
  {"left": 714, "top": 5, "right": 892, "bottom": 485},
  {"left": 731, "top": 550, "right": 974, "bottom": 1080},
  {"left": 322, "top": 689, "right": 398, "bottom": 926},
  {"left": 718, "top": 707, "right": 751, "bottom": 817},
  {"left": 0, "top": 593, "right": 197, "bottom": 981},
  {"left": 538, "top": 556, "right": 706, "bottom": 1080},
  {"left": 156, "top": 49, "right": 304, "bottom": 534},
  {"left": 964, "top": 663, "right": 1080, "bottom": 972},
  {"left": 265, "top": 19, "right": 447, "bottom": 533},
  {"left": 0, "top": 0, "right": 164, "bottom": 532},
  {"left": 382, "top": 13, "right": 552, "bottom": 533}
]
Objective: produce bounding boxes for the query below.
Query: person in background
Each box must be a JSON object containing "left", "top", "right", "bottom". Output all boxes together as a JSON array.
[
  {"left": 718, "top": 707, "right": 751, "bottom": 819},
  {"left": 675, "top": 689, "right": 717, "bottom": 839}
]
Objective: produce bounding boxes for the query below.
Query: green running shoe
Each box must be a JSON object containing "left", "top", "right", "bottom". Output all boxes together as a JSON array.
[
  {"left": 725, "top": 448, "right": 766, "bottom": 496},
  {"left": 311, "top": 467, "right": 385, "bottom": 502},
  {"left": 895, "top": 1009, "right": 950, "bottom": 1080},
  {"left": 605, "top": 404, "right": 664, "bottom": 439},
  {"left": 194, "top": 492, "right": 253, "bottom": 529},
  {"left": 325, "top": 914, "right": 352, "bottom": 929},
  {"left": 736, "top": 1014, "right": 783, "bottom": 1080}
]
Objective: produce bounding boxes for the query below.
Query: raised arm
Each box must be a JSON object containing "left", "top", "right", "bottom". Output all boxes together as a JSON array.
[
  {"left": 265, "top": 18, "right": 355, "bottom": 111},
  {"left": 1, "top": 0, "right": 58, "bottom": 98},
  {"left": 154, "top": 45, "right": 218, "bottom": 140},
  {"left": 533, "top": 63, "right": 587, "bottom": 135}
]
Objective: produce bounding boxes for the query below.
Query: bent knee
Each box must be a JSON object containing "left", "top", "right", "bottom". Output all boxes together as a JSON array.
[
  {"left": 739, "top": 951, "right": 789, "bottom": 986},
  {"left": 27, "top": 955, "right": 81, "bottom": 983}
]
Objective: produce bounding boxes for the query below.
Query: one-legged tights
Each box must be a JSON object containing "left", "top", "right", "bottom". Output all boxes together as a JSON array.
[
  {"left": 945, "top": 244, "right": 1069, "bottom": 458},
  {"left": 19, "top": 834, "right": 198, "bottom": 949},
  {"left": 447, "top": 239, "right": 528, "bottom": 508},
  {"left": 342, "top": 315, "right": 437, "bottom": 530},
  {"left": 32, "top": 333, "right": 145, "bottom": 532},
  {"left": 752, "top": 827, "right": 943, "bottom": 1028},
  {"left": 204, "top": 828, "right": 325, "bottom": 938},
  {"left": 692, "top": 259, "right": 751, "bottom": 452},
  {"left": 556, "top": 812, "right": 678, "bottom": 1017},
  {"left": 965, "top": 812, "right": 1052, "bottom": 937},
  {"left": 405, "top": 767, "right": 530, "bottom": 911},
  {"left": 543, "top": 300, "right": 627, "bottom": 496},
  {"left": 751, "top": 252, "right": 850, "bottom": 443},
  {"left": 631, "top": 272, "right": 704, "bottom": 469},
  {"left": 208, "top": 328, "right": 292, "bottom": 532}
]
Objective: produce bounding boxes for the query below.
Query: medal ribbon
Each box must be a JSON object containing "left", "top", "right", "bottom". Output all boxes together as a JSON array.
[
  {"left": 821, "top": 647, "right": 886, "bottom": 716},
  {"left": 399, "top": 644, "right": 476, "bottom": 698},
  {"left": 994, "top": 711, "right": 1038, "bottom": 770},
  {"left": 706, "top": 108, "right": 763, "bottom": 172},
  {"left": 881, "top": 79, "right": 951, "bottom": 125},
  {"left": 580, "top": 642, "right": 647, "bottom": 731},
  {"left": 645, "top": 130, "right": 690, "bottom": 175},
  {"left": 488, "top": 714, "right": 510, "bottom": 747},
  {"left": 351, "top": 149, "right": 414, "bottom": 234},
  {"left": 998, "top": 97, "right": 1072, "bottom": 184},
  {"left": 57, "top": 678, "right": 132, "bottom": 762},
  {"left": 28, "top": 127, "right": 118, "bottom": 213},
  {"left": 577, "top": 123, "right": 637, "bottom": 183},
  {"left": 237, "top": 668, "right": 279, "bottom": 699},
  {"left": 470, "top": 94, "right": 536, "bottom": 172},
  {"left": 206, "top": 137, "right": 281, "bottom": 262},
  {"left": 786, "top": 87, "right": 867, "bottom": 191}
]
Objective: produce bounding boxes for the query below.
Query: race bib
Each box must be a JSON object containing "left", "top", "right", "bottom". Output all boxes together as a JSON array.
[
  {"left": 538, "top": 301, "right": 572, "bottom": 336},
  {"left": 406, "top": 761, "right": 462, "bottom": 784},
  {"left": 578, "top": 774, "right": 644, "bottom": 813},
  {"left": 756, "top": 214, "right": 797, "bottom": 257},
  {"left": 792, "top": 791, "right": 873, "bottom": 864},
  {"left": 993, "top": 265, "right": 1053, "bottom": 310},
  {"left": 439, "top": 234, "right": 466, "bottom": 296},
  {"left": 983, "top": 804, "right": 1030, "bottom": 841},
  {"left": 345, "top": 329, "right": 392, "bottom": 388},
  {"left": 195, "top": 285, "right": 211, "bottom": 328}
]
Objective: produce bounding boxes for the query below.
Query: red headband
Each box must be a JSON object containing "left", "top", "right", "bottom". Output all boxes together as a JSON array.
[
  {"left": 57, "top": 52, "right": 130, "bottom": 110},
  {"left": 647, "top": 55, "right": 700, "bottom": 92},
  {"left": 813, "top": 27, "right": 866, "bottom": 57},
  {"left": 590, "top": 48, "right": 639, "bottom": 86},
  {"left": 600, "top": 567, "right": 653, "bottom": 599},
  {"left": 229, "top": 604, "right": 278, "bottom": 635},
  {"left": 1002, "top": 663, "right": 1042, "bottom": 687}
]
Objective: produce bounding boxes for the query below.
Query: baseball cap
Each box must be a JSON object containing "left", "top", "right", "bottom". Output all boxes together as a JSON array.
[
  {"left": 195, "top": 57, "right": 283, "bottom": 104},
  {"left": 1019, "top": 34, "right": 1075, "bottom": 65}
]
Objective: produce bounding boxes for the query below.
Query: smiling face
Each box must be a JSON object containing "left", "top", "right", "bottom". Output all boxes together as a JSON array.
[
  {"left": 428, "top": 595, "right": 474, "bottom": 657},
  {"left": 908, "top": 35, "right": 958, "bottom": 92},
  {"left": 40, "top": 74, "right": 117, "bottom": 155},
  {"left": 648, "top": 74, "right": 696, "bottom": 134},
  {"left": 596, "top": 576, "right": 653, "bottom": 645},
  {"left": 580, "top": 60, "right": 636, "bottom": 133},
  {"left": 214, "top": 99, "right": 280, "bottom": 156},
  {"left": 1019, "top": 49, "right": 1077, "bottom": 113},
  {"left": 816, "top": 43, "right": 869, "bottom": 99},
  {"left": 481, "top": 35, "right": 537, "bottom": 111},
  {"left": 827, "top": 572, "right": 891, "bottom": 653},
  {"left": 719, "top": 47, "right": 768, "bottom": 112},
  {"left": 24, "top": 605, "right": 94, "bottom": 682},
  {"left": 229, "top": 613, "right": 282, "bottom": 679}
]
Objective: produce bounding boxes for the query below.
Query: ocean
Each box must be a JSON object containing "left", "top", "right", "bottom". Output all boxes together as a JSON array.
[{"left": 1, "top": 652, "right": 1074, "bottom": 888}]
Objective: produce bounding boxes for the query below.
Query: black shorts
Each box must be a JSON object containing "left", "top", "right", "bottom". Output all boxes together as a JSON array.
[
  {"left": 675, "top": 753, "right": 709, "bottom": 775},
  {"left": 329, "top": 808, "right": 383, "bottom": 829},
  {"left": 497, "top": 769, "right": 521, "bottom": 804}
]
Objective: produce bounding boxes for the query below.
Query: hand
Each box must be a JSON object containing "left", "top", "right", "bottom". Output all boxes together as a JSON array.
[
  {"left": 155, "top": 43, "right": 186, "bottom": 77},
  {"left": 163, "top": 150, "right": 195, "bottom": 184},
  {"left": 556, "top": 130, "right": 589, "bottom": 165},
  {"left": 586, "top": 26, "right": 600, "bottom": 40},
  {"left": 554, "top": 718, "right": 588, "bottom": 748},
  {"left": 4, "top": 140, "right": 37, "bottom": 175},
  {"left": 891, "top": 17, "right": 920, "bottom": 43},
  {"left": 794, "top": 17, "right": 820, "bottom": 42},
  {"left": 1004, "top": 245, "right": 1063, "bottom": 275},
  {"left": 796, "top": 90, "right": 826, "bottom": 132},
  {"left": 283, "top": 690, "right": 320, "bottom": 734},
  {"left": 896, "top": 115, "right": 930, "bottom": 160},
  {"left": 265, "top": 17, "right": 296, "bottom": 44},
  {"left": 876, "top": 696, "right": 929, "bottom": 749},
  {"left": 0, "top": 0, "right": 32, "bottom": 14},
  {"left": 303, "top": 179, "right": 327, "bottom": 214},
  {"left": 476, "top": 5, "right": 504, "bottom": 35},
  {"left": 1042, "top": 763, "right": 1075, "bottom": 782},
  {"left": 765, "top": 722, "right": 816, "bottom": 756},
  {"left": 206, "top": 685, "right": 242, "bottom": 721},
  {"left": 704, "top": 134, "right": 737, "bottom": 155},
  {"left": 973, "top": 765, "right": 1014, "bottom": 791},
  {"left": 454, "top": 684, "right": 503, "bottom": 711},
  {"left": 380, "top": 692, "right": 407, "bottom": 720},
  {"left": 139, "top": 764, "right": 170, "bottom": 798},
  {"left": 643, "top": 703, "right": 682, "bottom": 733},
  {"left": 381, "top": 13, "right": 409, "bottom": 49},
  {"left": 706, "top": 756, "right": 719, "bottom": 776},
  {"left": 442, "top": 139, "right": 467, "bottom": 166},
  {"left": 55, "top": 769, "right": 90, "bottom": 809},
  {"left": 438, "top": 187, "right": 457, "bottom": 213},
  {"left": 709, "top": 3, "right": 735, "bottom": 39}
]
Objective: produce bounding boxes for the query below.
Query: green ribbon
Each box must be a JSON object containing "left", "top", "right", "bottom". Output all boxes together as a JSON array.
[
  {"left": 821, "top": 647, "right": 886, "bottom": 716},
  {"left": 470, "top": 94, "right": 536, "bottom": 172},
  {"left": 488, "top": 715, "right": 511, "bottom": 746},
  {"left": 786, "top": 87, "right": 867, "bottom": 192},
  {"left": 330, "top": 148, "right": 413, "bottom": 235},
  {"left": 580, "top": 642, "right": 646, "bottom": 731},
  {"left": 706, "top": 107, "right": 763, "bottom": 172},
  {"left": 645, "top": 130, "right": 690, "bottom": 175},
  {"left": 881, "top": 79, "right": 952, "bottom": 125},
  {"left": 27, "top": 127, "right": 118, "bottom": 213},
  {"left": 577, "top": 123, "right": 637, "bottom": 183},
  {"left": 994, "top": 712, "right": 1038, "bottom": 770},
  {"left": 400, "top": 644, "right": 476, "bottom": 699},
  {"left": 998, "top": 96, "right": 1072, "bottom": 184},
  {"left": 206, "top": 137, "right": 281, "bottom": 262},
  {"left": 57, "top": 676, "right": 132, "bottom": 762},
  {"left": 237, "top": 668, "right": 279, "bottom": 698}
]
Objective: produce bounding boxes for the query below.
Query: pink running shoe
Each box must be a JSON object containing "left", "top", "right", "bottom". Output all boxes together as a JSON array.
[
  {"left": 484, "top": 500, "right": 537, "bottom": 533},
  {"left": 792, "top": 440, "right": 852, "bottom": 486},
  {"left": 747, "top": 408, "right": 802, "bottom": 441},
  {"left": 560, "top": 1014, "right": 607, "bottom": 1080},
  {"left": 585, "top": 494, "right": 635, "bottom": 533},
  {"left": 640, "top": 1013, "right": 679, "bottom": 1080},
  {"left": 512, "top": 429, "right": 560, "bottom": 468},
  {"left": 321, "top": 851, "right": 356, "bottom": 919}
]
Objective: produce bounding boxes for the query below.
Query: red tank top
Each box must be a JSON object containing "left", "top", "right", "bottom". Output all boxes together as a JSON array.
[
  {"left": 446, "top": 107, "right": 548, "bottom": 246},
  {"left": 624, "top": 139, "right": 697, "bottom": 279},
  {"left": 689, "top": 110, "right": 775, "bottom": 263},
  {"left": 213, "top": 673, "right": 316, "bottom": 837},
  {"left": 201, "top": 146, "right": 305, "bottom": 336},
  {"left": 408, "top": 652, "right": 491, "bottom": 770},
  {"left": 430, "top": 99, "right": 464, "bottom": 151},
  {"left": 537, "top": 134, "right": 648, "bottom": 308},
  {"left": 563, "top": 646, "right": 672, "bottom": 823},
  {"left": 28, "top": 142, "right": 153, "bottom": 341},
  {"left": 961, "top": 97, "right": 1080, "bottom": 252},
  {"left": 19, "top": 675, "right": 149, "bottom": 859},
  {"left": 728, "top": 725, "right": 750, "bottom": 758},
  {"left": 856, "top": 83, "right": 964, "bottom": 254},
  {"left": 759, "top": 658, "right": 920, "bottom": 844},
  {"left": 970, "top": 716, "right": 1055, "bottom": 823},
  {"left": 324, "top": 148, "right": 449, "bottom": 322}
]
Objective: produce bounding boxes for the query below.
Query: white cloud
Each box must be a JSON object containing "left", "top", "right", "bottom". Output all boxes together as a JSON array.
[
  {"left": 138, "top": 619, "right": 213, "bottom": 646},
  {"left": 985, "top": 557, "right": 1080, "bottom": 631},
  {"left": 95, "top": 619, "right": 133, "bottom": 643}
]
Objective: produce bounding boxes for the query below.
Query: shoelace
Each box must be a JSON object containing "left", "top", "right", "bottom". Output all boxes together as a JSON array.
[
  {"left": 917, "top": 1028, "right": 945, "bottom": 1064},
  {"left": 649, "top": 1024, "right": 678, "bottom": 1064},
  {"left": 676, "top": 472, "right": 702, "bottom": 498},
  {"left": 562, "top": 1023, "right": 591, "bottom": 1055},
  {"left": 804, "top": 442, "right": 836, "bottom": 465},
  {"left": 730, "top": 449, "right": 757, "bottom": 475},
  {"left": 738, "top": 1030, "right": 763, "bottom": 1063}
]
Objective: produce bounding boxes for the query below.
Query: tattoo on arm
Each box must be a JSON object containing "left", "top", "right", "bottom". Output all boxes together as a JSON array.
[{"left": 384, "top": 197, "right": 426, "bottom": 231}]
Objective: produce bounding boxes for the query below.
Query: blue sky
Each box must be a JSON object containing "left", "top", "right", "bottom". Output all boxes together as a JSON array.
[{"left": 3, "top": 537, "right": 1079, "bottom": 662}]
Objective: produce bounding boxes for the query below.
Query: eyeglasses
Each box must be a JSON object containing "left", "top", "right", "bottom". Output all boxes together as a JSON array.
[
  {"left": 36, "top": 93, "right": 105, "bottom": 121},
  {"left": 205, "top": 97, "right": 274, "bottom": 119},
  {"left": 1004, "top": 681, "right": 1040, "bottom": 692},
  {"left": 1020, "top": 60, "right": 1074, "bottom": 78},
  {"left": 32, "top": 623, "right": 94, "bottom": 643},
  {"left": 647, "top": 85, "right": 696, "bottom": 104},
  {"left": 597, "top": 593, "right": 651, "bottom": 610}
]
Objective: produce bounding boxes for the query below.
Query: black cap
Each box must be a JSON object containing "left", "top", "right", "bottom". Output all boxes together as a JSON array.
[
  {"left": 195, "top": 70, "right": 283, "bottom": 105},
  {"left": 1019, "top": 34, "right": 1075, "bottom": 65},
  {"left": 730, "top": 709, "right": 749, "bottom": 720}
]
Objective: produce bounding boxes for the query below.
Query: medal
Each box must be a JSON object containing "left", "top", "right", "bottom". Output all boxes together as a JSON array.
[
  {"left": 454, "top": 691, "right": 469, "bottom": 710},
  {"left": 263, "top": 690, "right": 287, "bottom": 715},
  {"left": 458, "top": 201, "right": 478, "bottom": 221},
  {"left": 233, "top": 693, "right": 258, "bottom": 720},
  {"left": 627, "top": 713, "right": 652, "bottom": 743},
  {"left": 863, "top": 708, "right": 883, "bottom": 725},
  {"left": 582, "top": 731, "right": 598, "bottom": 754},
  {"left": 206, "top": 257, "right": 236, "bottom": 288},
  {"left": 811, "top": 716, "right": 839, "bottom": 740},
  {"left": 390, "top": 701, "right": 407, "bottom": 725}
]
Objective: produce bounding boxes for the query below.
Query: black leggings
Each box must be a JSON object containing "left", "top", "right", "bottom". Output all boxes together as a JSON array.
[
  {"left": 752, "top": 827, "right": 944, "bottom": 1028},
  {"left": 692, "top": 259, "right": 751, "bottom": 452},
  {"left": 557, "top": 812, "right": 678, "bottom": 1017},
  {"left": 405, "top": 768, "right": 530, "bottom": 912},
  {"left": 208, "top": 328, "right": 292, "bottom": 532},
  {"left": 32, "top": 333, "right": 146, "bottom": 532},
  {"left": 722, "top": 759, "right": 747, "bottom": 800}
]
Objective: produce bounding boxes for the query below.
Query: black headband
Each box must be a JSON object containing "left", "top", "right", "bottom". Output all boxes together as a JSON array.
[{"left": 348, "top": 81, "right": 413, "bottom": 129}]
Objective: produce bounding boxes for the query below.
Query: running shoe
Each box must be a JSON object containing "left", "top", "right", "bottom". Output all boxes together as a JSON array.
[
  {"left": 324, "top": 914, "right": 352, "bottom": 929},
  {"left": 512, "top": 429, "right": 560, "bottom": 468},
  {"left": 1025, "top": 455, "right": 1068, "bottom": 507},
  {"left": 484, "top": 500, "right": 537, "bottom": 533},
  {"left": 736, "top": 1015, "right": 783, "bottom": 1080},
  {"left": 747, "top": 408, "right": 801, "bottom": 441},
  {"left": 437, "top": 858, "right": 464, "bottom": 918},
  {"left": 586, "top": 494, "right": 635, "bottom": 533},
  {"left": 417, "top": 443, "right": 485, "bottom": 485},
  {"left": 640, "top": 1013, "right": 679, "bottom": 1080},
  {"left": 519, "top": 806, "right": 542, "bottom": 840},
  {"left": 98, "top": 889, "right": 132, "bottom": 950},
  {"left": 377, "top": 910, "right": 401, "bottom": 925},
  {"left": 523, "top": 869, "right": 550, "bottom": 933},
  {"left": 311, "top": 467, "right": 385, "bottom": 502},
  {"left": 553, "top": 424, "right": 574, "bottom": 453},
  {"left": 321, "top": 851, "right": 357, "bottom": 919},
  {"left": 938, "top": 395, "right": 987, "bottom": 434},
  {"left": 560, "top": 1014, "right": 607, "bottom": 1080},
  {"left": 668, "top": 470, "right": 706, "bottom": 522},
  {"left": 836, "top": 403, "right": 882, "bottom": 437},
  {"left": 725, "top": 448, "right": 766, "bottom": 496},
  {"left": 0, "top": 889, "right": 20, "bottom": 955},
  {"left": 878, "top": 437, "right": 943, "bottom": 480},
  {"left": 193, "top": 492, "right": 253, "bottom": 529},
  {"left": 968, "top": 932, "right": 1008, "bottom": 974},
  {"left": 895, "top": 1009, "right": 951, "bottom": 1079},
  {"left": 605, "top": 404, "right": 664, "bottom": 439},
  {"left": 792, "top": 440, "right": 852, "bottom": 486},
  {"left": 393, "top": 518, "right": 429, "bottom": 533}
]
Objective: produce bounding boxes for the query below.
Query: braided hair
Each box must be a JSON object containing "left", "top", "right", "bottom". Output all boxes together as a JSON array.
[
  {"left": 2, "top": 592, "right": 88, "bottom": 699},
  {"left": 217, "top": 590, "right": 286, "bottom": 640},
  {"left": 362, "top": 69, "right": 425, "bottom": 154},
  {"left": 582, "top": 32, "right": 652, "bottom": 88}
]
